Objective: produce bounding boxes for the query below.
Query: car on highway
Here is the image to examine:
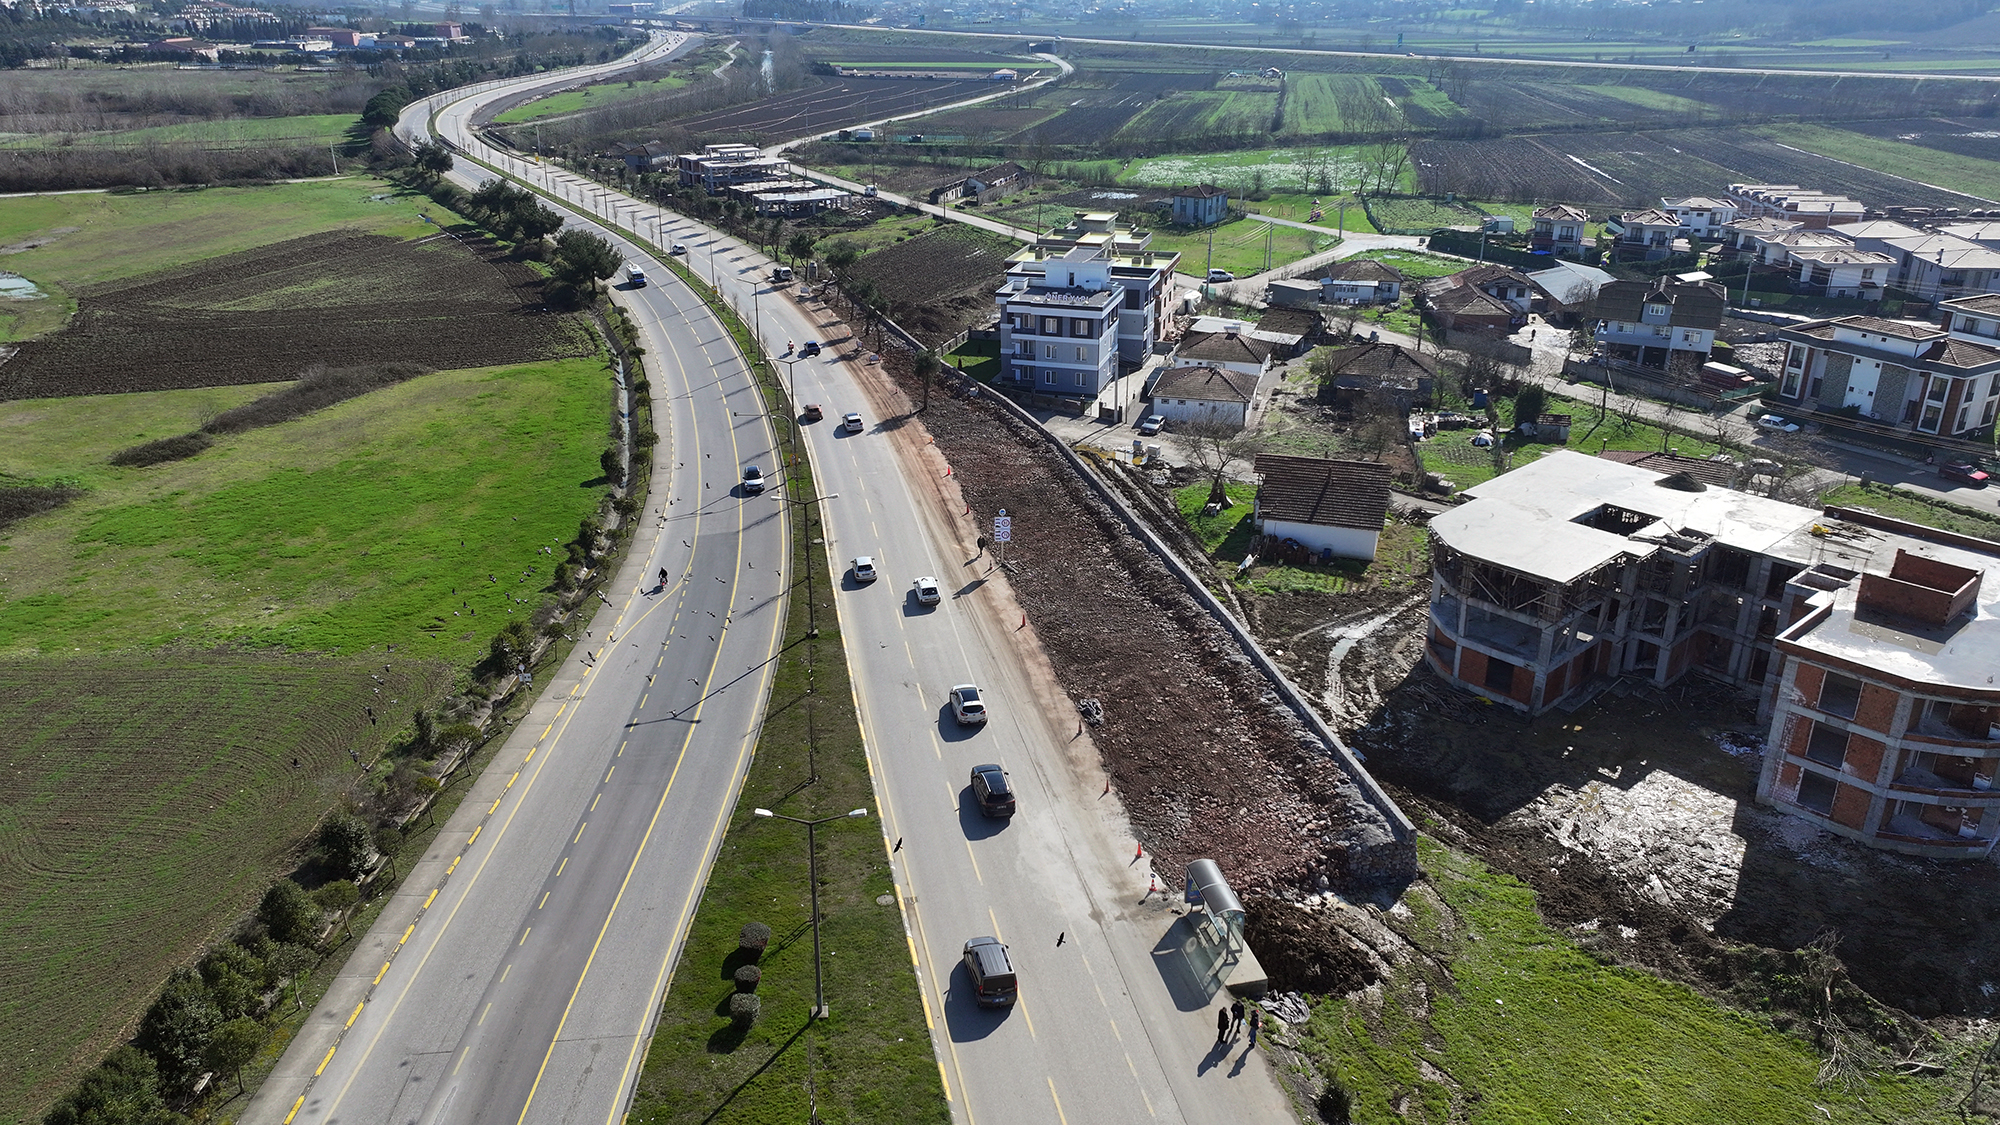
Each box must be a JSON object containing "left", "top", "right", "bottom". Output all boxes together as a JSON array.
[
  {"left": 799, "top": 340, "right": 822, "bottom": 358},
  {"left": 741, "top": 464, "right": 765, "bottom": 494},
  {"left": 669, "top": 243, "right": 686, "bottom": 255},
  {"left": 1138, "top": 414, "right": 1166, "bottom": 435},
  {"left": 969, "top": 763, "right": 1016, "bottom": 818},
  {"left": 802, "top": 403, "right": 824, "bottom": 422},
  {"left": 843, "top": 412, "right": 864, "bottom": 433},
  {"left": 625, "top": 263, "right": 647, "bottom": 287},
  {"left": 961, "top": 936, "right": 1017, "bottom": 1007},
  {"left": 1207, "top": 268, "right": 1235, "bottom": 283},
  {"left": 949, "top": 683, "right": 987, "bottom": 725},
  {"left": 851, "top": 556, "right": 877, "bottom": 583},
  {"left": 1940, "top": 460, "right": 1991, "bottom": 486},
  {"left": 913, "top": 576, "right": 940, "bottom": 605},
  {"left": 1755, "top": 414, "right": 1801, "bottom": 433}
]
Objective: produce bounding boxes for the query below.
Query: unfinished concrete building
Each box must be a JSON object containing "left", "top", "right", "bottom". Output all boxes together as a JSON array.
[{"left": 1426, "top": 450, "right": 2000, "bottom": 857}]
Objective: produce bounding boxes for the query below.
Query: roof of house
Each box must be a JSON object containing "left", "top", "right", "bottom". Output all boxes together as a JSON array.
[
  {"left": 1725, "top": 216, "right": 1804, "bottom": 234},
  {"left": 968, "top": 161, "right": 1027, "bottom": 184},
  {"left": 1533, "top": 203, "right": 1590, "bottom": 222},
  {"left": 1597, "top": 449, "right": 1738, "bottom": 487},
  {"left": 1173, "top": 183, "right": 1228, "bottom": 199},
  {"left": 1178, "top": 328, "right": 1275, "bottom": 365},
  {"left": 1763, "top": 229, "right": 1854, "bottom": 248},
  {"left": 1837, "top": 315, "right": 1943, "bottom": 339},
  {"left": 1255, "top": 307, "right": 1325, "bottom": 337},
  {"left": 1619, "top": 208, "right": 1681, "bottom": 227},
  {"left": 1937, "top": 221, "right": 2000, "bottom": 245},
  {"left": 1663, "top": 196, "right": 1733, "bottom": 210},
  {"left": 1153, "top": 363, "right": 1261, "bottom": 403},
  {"left": 1424, "top": 283, "right": 1518, "bottom": 321},
  {"left": 1594, "top": 276, "right": 1727, "bottom": 329},
  {"left": 1527, "top": 260, "right": 1616, "bottom": 303},
  {"left": 1322, "top": 258, "right": 1404, "bottom": 284},
  {"left": 1317, "top": 341, "right": 1437, "bottom": 387},
  {"left": 1442, "top": 263, "right": 1536, "bottom": 292},
  {"left": 1830, "top": 219, "right": 1927, "bottom": 242},
  {"left": 1787, "top": 247, "right": 1897, "bottom": 266},
  {"left": 1251, "top": 454, "right": 1393, "bottom": 532},
  {"left": 1944, "top": 293, "right": 2000, "bottom": 317}
]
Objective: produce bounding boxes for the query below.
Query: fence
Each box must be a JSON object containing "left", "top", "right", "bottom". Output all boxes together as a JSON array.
[{"left": 1563, "top": 356, "right": 1768, "bottom": 411}]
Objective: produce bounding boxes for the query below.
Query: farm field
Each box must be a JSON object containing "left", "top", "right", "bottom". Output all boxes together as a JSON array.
[
  {"left": 0, "top": 112, "right": 359, "bottom": 150},
  {"left": 1750, "top": 124, "right": 2000, "bottom": 204},
  {"left": 0, "top": 229, "right": 592, "bottom": 400},
  {"left": 1143, "top": 216, "right": 1334, "bottom": 280},
  {"left": 0, "top": 651, "right": 450, "bottom": 1118},
  {"left": 841, "top": 221, "right": 1020, "bottom": 341},
  {"left": 670, "top": 77, "right": 990, "bottom": 145},
  {"left": 1117, "top": 146, "right": 1396, "bottom": 195},
  {"left": 0, "top": 353, "right": 613, "bottom": 658},
  {"left": 490, "top": 72, "right": 697, "bottom": 124}
]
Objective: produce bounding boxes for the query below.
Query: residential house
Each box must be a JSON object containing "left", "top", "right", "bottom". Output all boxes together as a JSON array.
[
  {"left": 1010, "top": 213, "right": 1181, "bottom": 365},
  {"left": 1774, "top": 314, "right": 2000, "bottom": 437},
  {"left": 1321, "top": 258, "right": 1403, "bottom": 304},
  {"left": 1884, "top": 233, "right": 2000, "bottom": 301},
  {"left": 1940, "top": 292, "right": 2000, "bottom": 347},
  {"left": 1609, "top": 208, "right": 1685, "bottom": 261},
  {"left": 1314, "top": 342, "right": 1435, "bottom": 409},
  {"left": 432, "top": 20, "right": 462, "bottom": 37},
  {"left": 1936, "top": 221, "right": 2000, "bottom": 250},
  {"left": 1531, "top": 203, "right": 1590, "bottom": 258},
  {"left": 1662, "top": 196, "right": 1739, "bottom": 239},
  {"left": 1422, "top": 281, "right": 1517, "bottom": 334},
  {"left": 930, "top": 160, "right": 1031, "bottom": 205},
  {"left": 1527, "top": 260, "right": 1616, "bottom": 322},
  {"left": 1253, "top": 307, "right": 1328, "bottom": 354},
  {"left": 1593, "top": 276, "right": 1726, "bottom": 368},
  {"left": 994, "top": 247, "right": 1123, "bottom": 397},
  {"left": 1722, "top": 215, "right": 1804, "bottom": 255},
  {"left": 1829, "top": 219, "right": 1929, "bottom": 258},
  {"left": 1173, "top": 322, "right": 1276, "bottom": 379},
  {"left": 1149, "top": 363, "right": 1265, "bottom": 429},
  {"left": 1170, "top": 184, "right": 1229, "bottom": 228},
  {"left": 1426, "top": 449, "right": 2000, "bottom": 857},
  {"left": 606, "top": 139, "right": 676, "bottom": 172},
  {"left": 1789, "top": 247, "right": 1896, "bottom": 300},
  {"left": 1726, "top": 184, "right": 1866, "bottom": 229},
  {"left": 1750, "top": 228, "right": 1854, "bottom": 268},
  {"left": 1265, "top": 278, "right": 1325, "bottom": 309},
  {"left": 1251, "top": 454, "right": 1393, "bottom": 562}
]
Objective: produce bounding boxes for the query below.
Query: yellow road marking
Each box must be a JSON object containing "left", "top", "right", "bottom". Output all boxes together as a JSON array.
[
  {"left": 284, "top": 1094, "right": 305, "bottom": 1124},
  {"left": 573, "top": 822, "right": 587, "bottom": 843},
  {"left": 315, "top": 1046, "right": 337, "bottom": 1076},
  {"left": 373, "top": 962, "right": 390, "bottom": 985},
  {"left": 555, "top": 857, "right": 567, "bottom": 878},
  {"left": 1047, "top": 1078, "right": 1069, "bottom": 1125},
  {"left": 468, "top": 825, "right": 481, "bottom": 845},
  {"left": 519, "top": 928, "right": 531, "bottom": 946},
  {"left": 346, "top": 1003, "right": 363, "bottom": 1029},
  {"left": 539, "top": 891, "right": 550, "bottom": 909},
  {"left": 399, "top": 925, "right": 414, "bottom": 946},
  {"left": 423, "top": 889, "right": 438, "bottom": 910}
]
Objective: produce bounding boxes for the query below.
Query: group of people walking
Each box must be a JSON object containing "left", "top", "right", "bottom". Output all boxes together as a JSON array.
[{"left": 1215, "top": 999, "right": 1262, "bottom": 1048}]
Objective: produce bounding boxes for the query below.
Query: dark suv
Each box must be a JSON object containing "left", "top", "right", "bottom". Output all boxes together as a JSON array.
[
  {"left": 961, "top": 936, "right": 1017, "bottom": 1007},
  {"left": 969, "top": 764, "right": 1016, "bottom": 818}
]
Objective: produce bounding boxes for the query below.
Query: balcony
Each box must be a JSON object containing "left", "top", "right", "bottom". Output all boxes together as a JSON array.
[
  {"left": 1906, "top": 711, "right": 2000, "bottom": 751},
  {"left": 1889, "top": 763, "right": 2000, "bottom": 799},
  {"left": 1877, "top": 812, "right": 1996, "bottom": 849}
]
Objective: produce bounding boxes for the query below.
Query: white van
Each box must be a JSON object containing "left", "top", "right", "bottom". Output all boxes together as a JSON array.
[{"left": 627, "top": 263, "right": 647, "bottom": 287}]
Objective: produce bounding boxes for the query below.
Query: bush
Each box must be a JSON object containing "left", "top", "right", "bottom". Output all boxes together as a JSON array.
[
  {"left": 108, "top": 433, "right": 212, "bottom": 467},
  {"left": 733, "top": 965, "right": 761, "bottom": 993},
  {"left": 1513, "top": 384, "right": 1547, "bottom": 428},
  {"left": 258, "top": 880, "right": 322, "bottom": 945},
  {"left": 488, "top": 620, "right": 536, "bottom": 672},
  {"left": 135, "top": 968, "right": 220, "bottom": 1095},
  {"left": 42, "top": 1046, "right": 177, "bottom": 1125},
  {"left": 1316, "top": 1078, "right": 1352, "bottom": 1123},
  {"left": 318, "top": 814, "right": 375, "bottom": 880},
  {"left": 728, "top": 993, "right": 760, "bottom": 1029},
  {"left": 739, "top": 921, "right": 771, "bottom": 956}
]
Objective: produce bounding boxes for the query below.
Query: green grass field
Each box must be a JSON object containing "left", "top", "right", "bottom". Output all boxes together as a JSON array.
[
  {"left": 1118, "top": 145, "right": 1392, "bottom": 194},
  {"left": 1750, "top": 124, "right": 2000, "bottom": 204},
  {"left": 1300, "top": 835, "right": 1963, "bottom": 1123},
  {"left": 0, "top": 651, "right": 452, "bottom": 1118},
  {"left": 1820, "top": 483, "right": 2000, "bottom": 540},
  {"left": 491, "top": 73, "right": 697, "bottom": 124},
  {"left": 1144, "top": 215, "right": 1336, "bottom": 279},
  {"left": 0, "top": 355, "right": 613, "bottom": 658},
  {"left": 0, "top": 113, "right": 360, "bottom": 151},
  {"left": 1416, "top": 391, "right": 1722, "bottom": 491}
]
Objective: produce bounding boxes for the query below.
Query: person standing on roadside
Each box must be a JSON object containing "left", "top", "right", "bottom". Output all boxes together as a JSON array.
[
  {"left": 1248, "top": 1007, "right": 1263, "bottom": 1048},
  {"left": 1215, "top": 1007, "right": 1230, "bottom": 1045},
  {"left": 1229, "top": 999, "right": 1245, "bottom": 1037}
]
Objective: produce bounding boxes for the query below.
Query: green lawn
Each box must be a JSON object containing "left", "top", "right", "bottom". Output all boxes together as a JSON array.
[
  {"left": 0, "top": 355, "right": 613, "bottom": 659},
  {"left": 1144, "top": 215, "right": 1336, "bottom": 279},
  {"left": 1353, "top": 248, "right": 1467, "bottom": 279},
  {"left": 1117, "top": 145, "right": 1394, "bottom": 195},
  {"left": 1175, "top": 481, "right": 1257, "bottom": 553},
  {"left": 1240, "top": 193, "right": 1377, "bottom": 234},
  {"left": 629, "top": 299, "right": 945, "bottom": 1125},
  {"left": 1417, "top": 391, "right": 1722, "bottom": 491},
  {"left": 944, "top": 337, "right": 999, "bottom": 381},
  {"left": 1300, "top": 836, "right": 1962, "bottom": 1124},
  {"left": 491, "top": 73, "right": 697, "bottom": 123},
  {"left": 1821, "top": 483, "right": 2000, "bottom": 541},
  {"left": 0, "top": 113, "right": 360, "bottom": 150},
  {"left": 1750, "top": 124, "right": 2000, "bottom": 203}
]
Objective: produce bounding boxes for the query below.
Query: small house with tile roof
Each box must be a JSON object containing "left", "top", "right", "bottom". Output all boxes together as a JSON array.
[{"left": 1251, "top": 454, "right": 1393, "bottom": 561}]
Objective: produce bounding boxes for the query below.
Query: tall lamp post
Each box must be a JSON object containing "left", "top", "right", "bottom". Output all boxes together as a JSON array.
[
  {"left": 774, "top": 491, "right": 837, "bottom": 638},
  {"left": 751, "top": 807, "right": 868, "bottom": 1019}
]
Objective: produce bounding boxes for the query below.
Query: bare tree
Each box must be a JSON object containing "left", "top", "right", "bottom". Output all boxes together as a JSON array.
[
  {"left": 1763, "top": 430, "right": 1840, "bottom": 503},
  {"left": 1178, "top": 417, "right": 1262, "bottom": 507},
  {"left": 1352, "top": 389, "right": 1406, "bottom": 461}
]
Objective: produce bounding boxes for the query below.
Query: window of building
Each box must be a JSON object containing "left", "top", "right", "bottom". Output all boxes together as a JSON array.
[
  {"left": 1929, "top": 378, "right": 1951, "bottom": 402},
  {"left": 1922, "top": 404, "right": 1944, "bottom": 432},
  {"left": 1041, "top": 317, "right": 1061, "bottom": 335},
  {"left": 1043, "top": 344, "right": 1056, "bottom": 359},
  {"left": 1645, "top": 303, "right": 1670, "bottom": 319},
  {"left": 1787, "top": 346, "right": 1805, "bottom": 369},
  {"left": 1071, "top": 318, "right": 1090, "bottom": 336},
  {"left": 1795, "top": 770, "right": 1838, "bottom": 814},
  {"left": 1805, "top": 720, "right": 1849, "bottom": 768},
  {"left": 1074, "top": 371, "right": 1085, "bottom": 388},
  {"left": 1781, "top": 370, "right": 1801, "bottom": 397},
  {"left": 1983, "top": 398, "right": 1997, "bottom": 427},
  {"left": 1818, "top": 673, "right": 1861, "bottom": 719},
  {"left": 1483, "top": 656, "right": 1517, "bottom": 693},
  {"left": 1862, "top": 268, "right": 1875, "bottom": 280},
  {"left": 1075, "top": 346, "right": 1086, "bottom": 362}
]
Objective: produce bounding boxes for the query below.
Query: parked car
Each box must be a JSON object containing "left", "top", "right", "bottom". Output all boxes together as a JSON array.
[
  {"left": 1940, "top": 460, "right": 1991, "bottom": 487},
  {"left": 1207, "top": 268, "right": 1235, "bottom": 283},
  {"left": 741, "top": 464, "right": 765, "bottom": 494},
  {"left": 949, "top": 683, "right": 987, "bottom": 725},
  {"left": 843, "top": 412, "right": 864, "bottom": 433},
  {"left": 961, "top": 936, "right": 1017, "bottom": 1007},
  {"left": 852, "top": 556, "right": 877, "bottom": 583},
  {"left": 969, "top": 763, "right": 1016, "bottom": 817},
  {"left": 1138, "top": 414, "right": 1165, "bottom": 435},
  {"left": 802, "top": 403, "right": 824, "bottom": 422},
  {"left": 669, "top": 243, "right": 686, "bottom": 255},
  {"left": 1755, "top": 414, "right": 1801, "bottom": 433},
  {"left": 800, "top": 340, "right": 822, "bottom": 358},
  {"left": 914, "top": 576, "right": 941, "bottom": 605}
]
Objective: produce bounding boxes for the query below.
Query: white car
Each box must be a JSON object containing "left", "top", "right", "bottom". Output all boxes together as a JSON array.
[
  {"left": 669, "top": 243, "right": 686, "bottom": 255},
  {"left": 1207, "top": 268, "right": 1235, "bottom": 283},
  {"left": 949, "top": 684, "right": 987, "bottom": 725},
  {"left": 913, "top": 576, "right": 940, "bottom": 605},
  {"left": 843, "top": 412, "right": 864, "bottom": 433},
  {"left": 1138, "top": 414, "right": 1165, "bottom": 435},
  {"left": 852, "top": 556, "right": 877, "bottom": 583},
  {"left": 1755, "top": 414, "right": 1801, "bottom": 433}
]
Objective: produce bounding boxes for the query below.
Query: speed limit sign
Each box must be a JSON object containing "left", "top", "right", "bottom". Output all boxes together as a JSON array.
[{"left": 993, "top": 510, "right": 1012, "bottom": 543}]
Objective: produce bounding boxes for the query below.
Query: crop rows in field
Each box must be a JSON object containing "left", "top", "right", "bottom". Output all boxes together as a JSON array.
[
  {"left": 1834, "top": 117, "right": 2000, "bottom": 163},
  {"left": 1413, "top": 128, "right": 1995, "bottom": 209},
  {"left": 1276, "top": 74, "right": 1401, "bottom": 137},
  {"left": 842, "top": 223, "right": 1015, "bottom": 343},
  {"left": 672, "top": 78, "right": 987, "bottom": 144},
  {"left": 0, "top": 231, "right": 591, "bottom": 400},
  {"left": 0, "top": 652, "right": 449, "bottom": 1117},
  {"left": 802, "top": 44, "right": 1016, "bottom": 65}
]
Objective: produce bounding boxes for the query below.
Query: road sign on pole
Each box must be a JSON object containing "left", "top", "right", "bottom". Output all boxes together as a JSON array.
[{"left": 993, "top": 513, "right": 1012, "bottom": 543}]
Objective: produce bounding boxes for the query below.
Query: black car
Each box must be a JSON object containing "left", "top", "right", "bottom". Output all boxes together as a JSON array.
[
  {"left": 969, "top": 763, "right": 1016, "bottom": 818},
  {"left": 799, "top": 340, "right": 823, "bottom": 358},
  {"left": 961, "top": 936, "right": 1017, "bottom": 1007}
]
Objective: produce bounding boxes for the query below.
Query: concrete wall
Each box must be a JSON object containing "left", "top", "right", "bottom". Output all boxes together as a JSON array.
[{"left": 1259, "top": 518, "right": 1380, "bottom": 562}]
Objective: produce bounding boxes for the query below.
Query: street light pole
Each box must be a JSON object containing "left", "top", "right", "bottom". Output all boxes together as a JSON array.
[
  {"left": 775, "top": 491, "right": 836, "bottom": 638},
  {"left": 751, "top": 807, "right": 868, "bottom": 1019}
]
